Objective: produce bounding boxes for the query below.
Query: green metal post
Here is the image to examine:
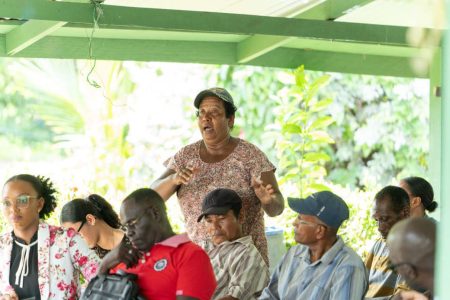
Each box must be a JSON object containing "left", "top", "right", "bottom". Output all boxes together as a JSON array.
[
  {"left": 436, "top": 0, "right": 450, "bottom": 297},
  {"left": 429, "top": 50, "right": 442, "bottom": 221}
]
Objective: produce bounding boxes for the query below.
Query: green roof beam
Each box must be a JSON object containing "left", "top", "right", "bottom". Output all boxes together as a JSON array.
[
  {"left": 246, "top": 48, "right": 425, "bottom": 78},
  {"left": 6, "top": 20, "right": 66, "bottom": 55},
  {"left": 0, "top": 0, "right": 424, "bottom": 46},
  {"left": 1, "top": 36, "right": 236, "bottom": 64},
  {"left": 237, "top": 0, "right": 375, "bottom": 63},
  {"left": 0, "top": 34, "right": 424, "bottom": 78}
]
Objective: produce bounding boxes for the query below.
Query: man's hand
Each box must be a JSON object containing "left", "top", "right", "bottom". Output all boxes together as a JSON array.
[
  {"left": 391, "top": 291, "right": 429, "bottom": 300},
  {"left": 99, "top": 240, "right": 141, "bottom": 274}
]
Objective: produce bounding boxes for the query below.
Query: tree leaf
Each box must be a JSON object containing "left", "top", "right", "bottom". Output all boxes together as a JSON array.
[
  {"left": 282, "top": 123, "right": 302, "bottom": 134},
  {"left": 303, "top": 152, "right": 331, "bottom": 162}
]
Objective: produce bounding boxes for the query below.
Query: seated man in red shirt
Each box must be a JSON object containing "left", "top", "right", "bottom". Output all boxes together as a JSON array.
[{"left": 99, "top": 188, "right": 217, "bottom": 300}]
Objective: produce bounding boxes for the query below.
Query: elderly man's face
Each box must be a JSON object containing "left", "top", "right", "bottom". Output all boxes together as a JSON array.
[
  {"left": 120, "top": 200, "right": 161, "bottom": 252},
  {"left": 205, "top": 210, "right": 241, "bottom": 246},
  {"left": 372, "top": 197, "right": 406, "bottom": 239},
  {"left": 292, "top": 214, "right": 327, "bottom": 245},
  {"left": 388, "top": 247, "right": 427, "bottom": 293}
]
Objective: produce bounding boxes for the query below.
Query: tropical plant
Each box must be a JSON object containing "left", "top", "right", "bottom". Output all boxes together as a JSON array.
[{"left": 275, "top": 66, "right": 334, "bottom": 197}]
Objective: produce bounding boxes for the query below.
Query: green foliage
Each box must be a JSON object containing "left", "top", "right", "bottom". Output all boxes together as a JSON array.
[
  {"left": 317, "top": 73, "right": 429, "bottom": 188},
  {"left": 0, "top": 60, "right": 429, "bottom": 255},
  {"left": 208, "top": 64, "right": 428, "bottom": 253},
  {"left": 275, "top": 66, "right": 334, "bottom": 197},
  {"left": 0, "top": 60, "right": 55, "bottom": 149}
]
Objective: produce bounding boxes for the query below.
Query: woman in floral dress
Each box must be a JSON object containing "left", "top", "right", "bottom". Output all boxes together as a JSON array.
[
  {"left": 0, "top": 174, "right": 100, "bottom": 300},
  {"left": 151, "top": 87, "right": 285, "bottom": 264}
]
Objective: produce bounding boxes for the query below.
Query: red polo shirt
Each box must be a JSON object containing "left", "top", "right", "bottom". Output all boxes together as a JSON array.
[{"left": 112, "top": 233, "right": 216, "bottom": 300}]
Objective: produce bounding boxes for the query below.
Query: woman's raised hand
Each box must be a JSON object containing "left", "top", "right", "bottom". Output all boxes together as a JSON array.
[
  {"left": 251, "top": 177, "right": 276, "bottom": 205},
  {"left": 173, "top": 166, "right": 198, "bottom": 185}
]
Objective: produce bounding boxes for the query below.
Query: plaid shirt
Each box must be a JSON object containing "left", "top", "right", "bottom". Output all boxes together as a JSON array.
[
  {"left": 365, "top": 238, "right": 410, "bottom": 299},
  {"left": 260, "top": 236, "right": 368, "bottom": 300},
  {"left": 203, "top": 235, "right": 269, "bottom": 300}
]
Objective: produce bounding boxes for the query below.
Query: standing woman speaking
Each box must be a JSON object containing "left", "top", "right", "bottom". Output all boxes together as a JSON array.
[
  {"left": 151, "top": 87, "right": 284, "bottom": 263},
  {"left": 0, "top": 174, "right": 100, "bottom": 300}
]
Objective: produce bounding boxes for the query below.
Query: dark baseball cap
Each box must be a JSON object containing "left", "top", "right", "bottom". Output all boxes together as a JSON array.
[
  {"left": 288, "top": 191, "right": 349, "bottom": 229},
  {"left": 197, "top": 188, "right": 242, "bottom": 222},
  {"left": 194, "top": 87, "right": 237, "bottom": 111}
]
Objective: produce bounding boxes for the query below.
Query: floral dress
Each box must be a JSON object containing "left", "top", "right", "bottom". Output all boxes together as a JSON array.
[
  {"left": 165, "top": 138, "right": 275, "bottom": 263},
  {"left": 0, "top": 222, "right": 100, "bottom": 300}
]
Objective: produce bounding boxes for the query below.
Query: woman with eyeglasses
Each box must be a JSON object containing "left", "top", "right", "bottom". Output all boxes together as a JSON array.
[
  {"left": 151, "top": 87, "right": 285, "bottom": 264},
  {"left": 60, "top": 194, "right": 129, "bottom": 258},
  {"left": 0, "top": 174, "right": 100, "bottom": 300}
]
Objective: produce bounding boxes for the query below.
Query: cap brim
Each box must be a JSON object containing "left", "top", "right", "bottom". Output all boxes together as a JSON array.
[
  {"left": 197, "top": 205, "right": 232, "bottom": 222},
  {"left": 194, "top": 91, "right": 220, "bottom": 108},
  {"left": 288, "top": 197, "right": 316, "bottom": 215}
]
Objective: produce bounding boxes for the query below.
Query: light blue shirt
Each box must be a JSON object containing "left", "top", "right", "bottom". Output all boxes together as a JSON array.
[{"left": 259, "top": 236, "right": 368, "bottom": 300}]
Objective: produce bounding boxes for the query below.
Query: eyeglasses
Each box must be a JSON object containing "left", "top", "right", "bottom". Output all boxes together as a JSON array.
[
  {"left": 1, "top": 195, "right": 38, "bottom": 210},
  {"left": 196, "top": 109, "right": 223, "bottom": 119},
  {"left": 122, "top": 209, "right": 149, "bottom": 233},
  {"left": 77, "top": 220, "right": 86, "bottom": 233}
]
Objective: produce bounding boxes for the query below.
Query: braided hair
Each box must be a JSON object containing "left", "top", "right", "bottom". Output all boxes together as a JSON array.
[{"left": 5, "top": 174, "right": 58, "bottom": 220}]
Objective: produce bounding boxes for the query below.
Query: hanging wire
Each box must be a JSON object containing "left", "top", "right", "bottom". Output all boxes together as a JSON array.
[{"left": 86, "top": 0, "right": 104, "bottom": 88}]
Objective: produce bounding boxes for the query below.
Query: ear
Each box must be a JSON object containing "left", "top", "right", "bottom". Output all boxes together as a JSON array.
[
  {"left": 410, "top": 196, "right": 422, "bottom": 209},
  {"left": 37, "top": 197, "right": 45, "bottom": 213},
  {"left": 316, "top": 225, "right": 327, "bottom": 240},
  {"left": 149, "top": 206, "right": 161, "bottom": 222},
  {"left": 228, "top": 114, "right": 235, "bottom": 128},
  {"left": 403, "top": 264, "right": 418, "bottom": 280},
  {"left": 86, "top": 214, "right": 96, "bottom": 225},
  {"left": 238, "top": 214, "right": 244, "bottom": 225}
]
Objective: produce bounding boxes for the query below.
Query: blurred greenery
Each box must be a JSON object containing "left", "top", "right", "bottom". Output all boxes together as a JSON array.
[
  {"left": 0, "top": 59, "right": 428, "bottom": 256},
  {"left": 275, "top": 66, "right": 334, "bottom": 197},
  {"left": 210, "top": 64, "right": 428, "bottom": 253}
]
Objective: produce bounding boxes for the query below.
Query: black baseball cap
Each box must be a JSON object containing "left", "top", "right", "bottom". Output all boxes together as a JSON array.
[
  {"left": 194, "top": 87, "right": 237, "bottom": 111},
  {"left": 288, "top": 191, "right": 349, "bottom": 229},
  {"left": 197, "top": 188, "right": 242, "bottom": 222}
]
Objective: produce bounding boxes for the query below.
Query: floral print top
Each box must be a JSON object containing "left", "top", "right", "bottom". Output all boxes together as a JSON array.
[
  {"left": 165, "top": 138, "right": 275, "bottom": 263},
  {"left": 0, "top": 221, "right": 100, "bottom": 300}
]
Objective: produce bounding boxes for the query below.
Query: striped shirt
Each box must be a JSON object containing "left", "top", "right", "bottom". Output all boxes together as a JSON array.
[
  {"left": 203, "top": 236, "right": 269, "bottom": 300},
  {"left": 365, "top": 238, "right": 409, "bottom": 299},
  {"left": 259, "top": 236, "right": 368, "bottom": 300}
]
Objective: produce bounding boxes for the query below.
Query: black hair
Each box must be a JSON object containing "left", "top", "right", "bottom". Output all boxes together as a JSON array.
[
  {"left": 375, "top": 185, "right": 410, "bottom": 213},
  {"left": 223, "top": 101, "right": 237, "bottom": 118},
  {"left": 123, "top": 188, "right": 167, "bottom": 214},
  {"left": 60, "top": 194, "right": 121, "bottom": 229},
  {"left": 402, "top": 176, "right": 438, "bottom": 212},
  {"left": 5, "top": 174, "right": 58, "bottom": 220},
  {"left": 230, "top": 203, "right": 242, "bottom": 219}
]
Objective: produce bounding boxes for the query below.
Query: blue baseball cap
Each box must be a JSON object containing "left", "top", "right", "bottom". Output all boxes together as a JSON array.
[{"left": 288, "top": 191, "right": 349, "bottom": 228}]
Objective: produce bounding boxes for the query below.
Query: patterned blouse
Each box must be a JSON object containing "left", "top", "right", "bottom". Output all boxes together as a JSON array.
[
  {"left": 0, "top": 222, "right": 100, "bottom": 300},
  {"left": 92, "top": 234, "right": 130, "bottom": 259},
  {"left": 165, "top": 138, "right": 275, "bottom": 263}
]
